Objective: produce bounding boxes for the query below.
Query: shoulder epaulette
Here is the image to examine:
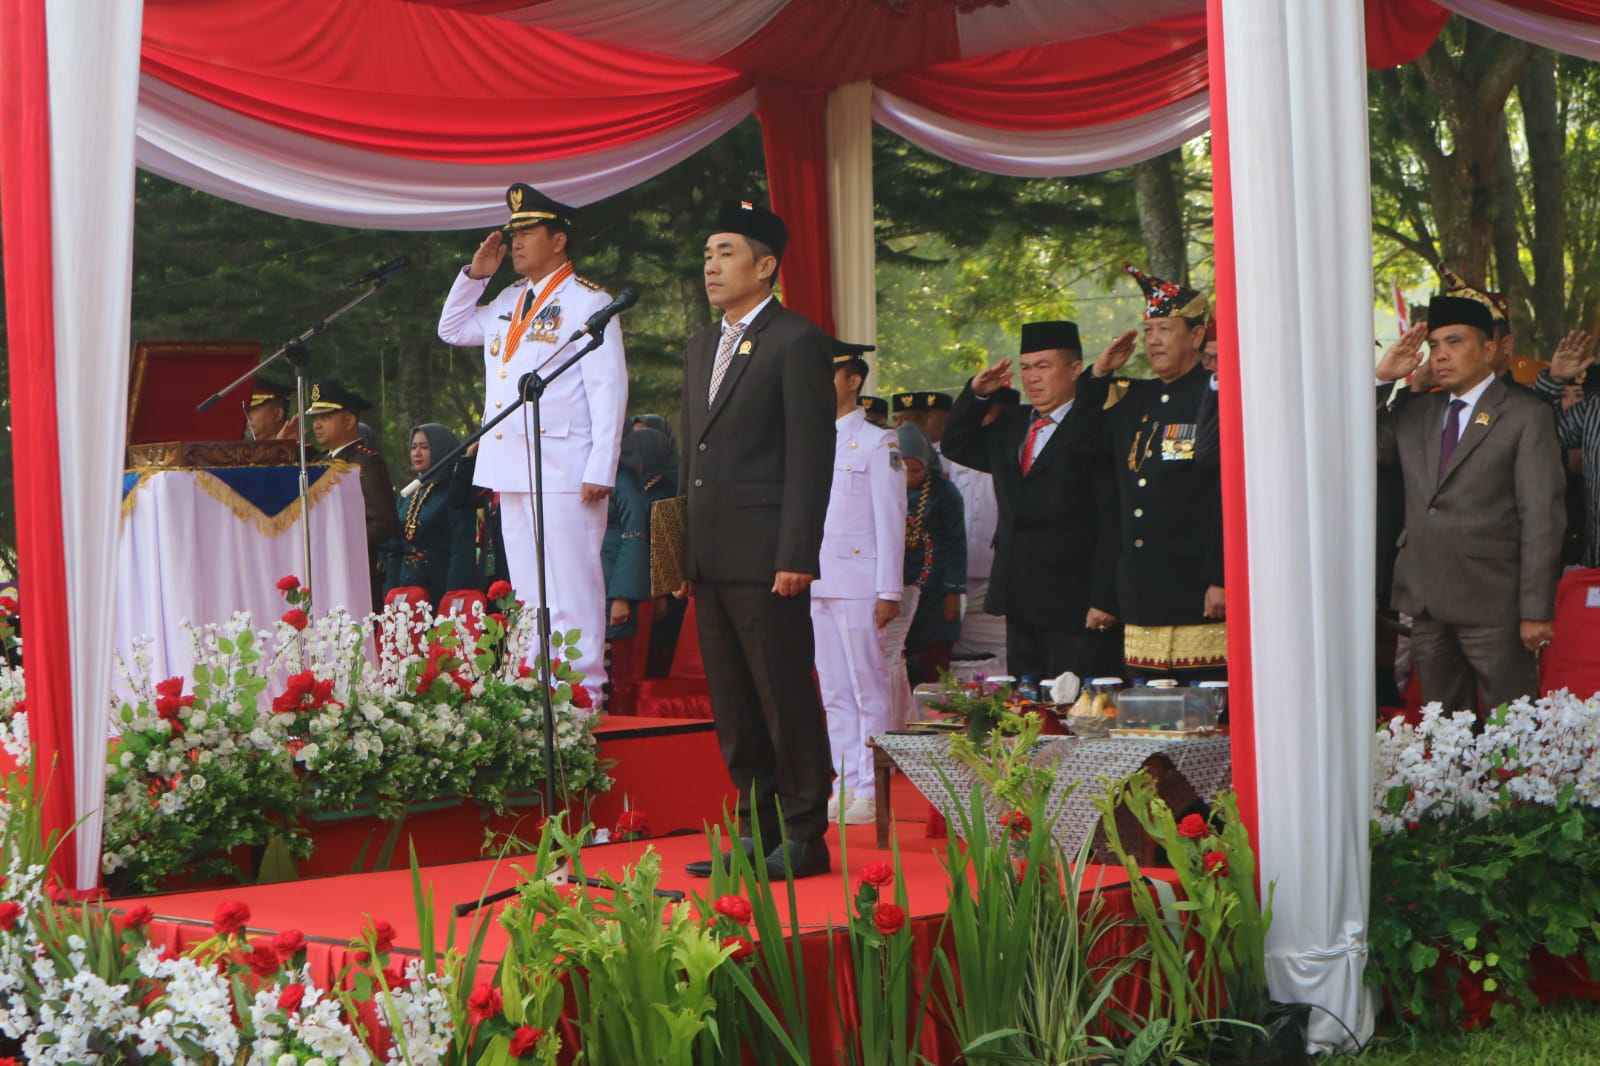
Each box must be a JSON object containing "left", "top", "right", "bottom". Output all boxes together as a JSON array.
[
  {"left": 352, "top": 443, "right": 380, "bottom": 459},
  {"left": 575, "top": 275, "right": 604, "bottom": 292},
  {"left": 1104, "top": 379, "right": 1132, "bottom": 410}
]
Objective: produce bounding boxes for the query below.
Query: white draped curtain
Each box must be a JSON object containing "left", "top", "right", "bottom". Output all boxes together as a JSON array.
[
  {"left": 1218, "top": 0, "right": 1376, "bottom": 1048},
  {"left": 871, "top": 90, "right": 1210, "bottom": 178},
  {"left": 45, "top": 0, "right": 145, "bottom": 889}
]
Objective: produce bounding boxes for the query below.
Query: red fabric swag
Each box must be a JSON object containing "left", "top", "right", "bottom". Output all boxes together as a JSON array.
[
  {"left": 1364, "top": 0, "right": 1452, "bottom": 68},
  {"left": 755, "top": 83, "right": 836, "bottom": 337},
  {"left": 0, "top": 0, "right": 79, "bottom": 887},
  {"left": 881, "top": 16, "right": 1209, "bottom": 132},
  {"left": 140, "top": 0, "right": 752, "bottom": 164}
]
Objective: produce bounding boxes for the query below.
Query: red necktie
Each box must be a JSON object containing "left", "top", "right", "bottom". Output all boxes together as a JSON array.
[{"left": 1021, "top": 412, "right": 1049, "bottom": 476}]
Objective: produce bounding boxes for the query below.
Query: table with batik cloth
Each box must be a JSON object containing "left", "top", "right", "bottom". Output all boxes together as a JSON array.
[
  {"left": 113, "top": 465, "right": 372, "bottom": 701},
  {"left": 873, "top": 731, "right": 1232, "bottom": 859}
]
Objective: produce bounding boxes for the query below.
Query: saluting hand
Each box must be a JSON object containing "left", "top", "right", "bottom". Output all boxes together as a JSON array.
[
  {"left": 1093, "top": 329, "right": 1138, "bottom": 378},
  {"left": 468, "top": 230, "right": 506, "bottom": 280},
  {"left": 1376, "top": 322, "right": 1429, "bottom": 383},
  {"left": 1549, "top": 328, "right": 1596, "bottom": 384},
  {"left": 972, "top": 360, "right": 1012, "bottom": 397}
]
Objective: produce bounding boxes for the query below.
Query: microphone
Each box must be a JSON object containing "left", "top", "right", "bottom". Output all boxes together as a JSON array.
[
  {"left": 349, "top": 256, "right": 411, "bottom": 286},
  {"left": 567, "top": 287, "right": 638, "bottom": 343}
]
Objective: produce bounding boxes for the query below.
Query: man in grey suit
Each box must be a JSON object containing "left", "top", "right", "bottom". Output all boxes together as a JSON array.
[
  {"left": 1376, "top": 294, "right": 1566, "bottom": 712},
  {"left": 678, "top": 200, "right": 837, "bottom": 880}
]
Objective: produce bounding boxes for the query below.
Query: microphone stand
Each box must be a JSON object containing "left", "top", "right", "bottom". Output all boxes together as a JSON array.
[
  {"left": 430, "top": 319, "right": 676, "bottom": 921},
  {"left": 196, "top": 280, "right": 395, "bottom": 607},
  {"left": 403, "top": 328, "right": 609, "bottom": 820}
]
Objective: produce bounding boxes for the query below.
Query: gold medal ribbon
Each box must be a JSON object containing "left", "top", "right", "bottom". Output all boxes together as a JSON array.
[{"left": 503, "top": 262, "right": 573, "bottom": 364}]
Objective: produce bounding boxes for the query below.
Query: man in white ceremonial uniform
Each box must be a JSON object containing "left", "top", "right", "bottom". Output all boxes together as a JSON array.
[
  {"left": 815, "top": 342, "right": 906, "bottom": 825},
  {"left": 437, "top": 183, "right": 627, "bottom": 707}
]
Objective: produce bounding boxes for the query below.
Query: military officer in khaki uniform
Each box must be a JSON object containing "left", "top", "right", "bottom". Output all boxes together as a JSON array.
[
  {"left": 814, "top": 342, "right": 906, "bottom": 824},
  {"left": 437, "top": 183, "right": 628, "bottom": 707}
]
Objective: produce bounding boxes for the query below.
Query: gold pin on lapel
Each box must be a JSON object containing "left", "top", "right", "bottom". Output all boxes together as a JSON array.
[
  {"left": 489, "top": 337, "right": 501, "bottom": 357},
  {"left": 737, "top": 339, "right": 753, "bottom": 356},
  {"left": 1474, "top": 412, "right": 1491, "bottom": 426}
]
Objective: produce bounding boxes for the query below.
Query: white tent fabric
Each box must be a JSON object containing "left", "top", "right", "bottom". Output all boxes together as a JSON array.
[
  {"left": 1441, "top": 0, "right": 1600, "bottom": 60},
  {"left": 826, "top": 81, "right": 878, "bottom": 369},
  {"left": 871, "top": 88, "right": 1210, "bottom": 178},
  {"left": 46, "top": 0, "right": 145, "bottom": 889},
  {"left": 136, "top": 76, "right": 758, "bottom": 230},
  {"left": 1219, "top": 0, "right": 1375, "bottom": 1049}
]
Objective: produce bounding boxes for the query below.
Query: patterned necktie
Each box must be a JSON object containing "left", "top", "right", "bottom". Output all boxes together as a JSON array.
[
  {"left": 1437, "top": 398, "right": 1467, "bottom": 482},
  {"left": 707, "top": 322, "right": 747, "bottom": 407},
  {"left": 1020, "top": 410, "right": 1050, "bottom": 476}
]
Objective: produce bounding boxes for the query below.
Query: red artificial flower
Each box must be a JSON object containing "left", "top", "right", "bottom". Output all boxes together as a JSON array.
[
  {"left": 713, "top": 895, "right": 754, "bottom": 926},
  {"left": 999, "top": 810, "right": 1032, "bottom": 837},
  {"left": 45, "top": 881, "right": 68, "bottom": 903},
  {"left": 281, "top": 608, "right": 308, "bottom": 631},
  {"left": 117, "top": 905, "right": 155, "bottom": 932},
  {"left": 451, "top": 671, "right": 475, "bottom": 696},
  {"left": 488, "top": 580, "right": 514, "bottom": 601},
  {"left": 369, "top": 918, "right": 397, "bottom": 953},
  {"left": 212, "top": 900, "right": 251, "bottom": 937},
  {"left": 1177, "top": 813, "right": 1209, "bottom": 841},
  {"left": 244, "top": 940, "right": 281, "bottom": 979},
  {"left": 278, "top": 983, "right": 305, "bottom": 1012},
  {"left": 0, "top": 901, "right": 23, "bottom": 931},
  {"left": 489, "top": 612, "right": 507, "bottom": 629},
  {"left": 569, "top": 684, "right": 592, "bottom": 710},
  {"left": 615, "top": 810, "right": 648, "bottom": 837},
  {"left": 414, "top": 666, "right": 442, "bottom": 697},
  {"left": 277, "top": 575, "right": 301, "bottom": 592},
  {"left": 723, "top": 935, "right": 757, "bottom": 962},
  {"left": 467, "top": 981, "right": 504, "bottom": 1024},
  {"left": 517, "top": 661, "right": 535, "bottom": 679},
  {"left": 509, "top": 1025, "right": 546, "bottom": 1057},
  {"left": 0, "top": 595, "right": 17, "bottom": 616},
  {"left": 1203, "top": 850, "right": 1229, "bottom": 877},
  {"left": 273, "top": 928, "right": 306, "bottom": 957},
  {"left": 859, "top": 861, "right": 895, "bottom": 888},
  {"left": 0, "top": 1056, "right": 20, "bottom": 1066},
  {"left": 383, "top": 960, "right": 410, "bottom": 988},
  {"left": 155, "top": 696, "right": 182, "bottom": 720},
  {"left": 871, "top": 901, "right": 907, "bottom": 936},
  {"left": 155, "top": 677, "right": 185, "bottom": 699}
]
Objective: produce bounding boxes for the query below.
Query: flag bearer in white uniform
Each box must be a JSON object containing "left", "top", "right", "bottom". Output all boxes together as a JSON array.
[
  {"left": 437, "top": 183, "right": 628, "bottom": 708},
  {"left": 814, "top": 341, "right": 907, "bottom": 825}
]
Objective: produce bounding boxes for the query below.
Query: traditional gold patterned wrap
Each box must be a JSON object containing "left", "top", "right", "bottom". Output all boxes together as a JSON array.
[{"left": 1124, "top": 622, "right": 1229, "bottom": 671}]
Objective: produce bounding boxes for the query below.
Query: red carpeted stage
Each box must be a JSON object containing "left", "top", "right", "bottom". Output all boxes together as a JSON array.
[{"left": 130, "top": 767, "right": 1171, "bottom": 1061}]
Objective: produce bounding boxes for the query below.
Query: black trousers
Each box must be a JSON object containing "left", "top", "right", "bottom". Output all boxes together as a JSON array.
[
  {"left": 694, "top": 581, "right": 833, "bottom": 845},
  {"left": 1005, "top": 617, "right": 1123, "bottom": 684}
]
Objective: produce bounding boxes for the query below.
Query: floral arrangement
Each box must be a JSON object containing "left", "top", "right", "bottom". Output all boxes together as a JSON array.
[
  {"left": 927, "top": 669, "right": 1016, "bottom": 744},
  {"left": 1369, "top": 694, "right": 1600, "bottom": 1030},
  {"left": 1, "top": 579, "right": 611, "bottom": 894}
]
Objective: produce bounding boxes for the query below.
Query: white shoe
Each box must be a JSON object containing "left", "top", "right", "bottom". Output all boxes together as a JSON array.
[{"left": 844, "top": 796, "right": 876, "bottom": 825}]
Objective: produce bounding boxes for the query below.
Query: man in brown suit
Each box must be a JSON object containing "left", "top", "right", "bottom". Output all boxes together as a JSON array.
[
  {"left": 1376, "top": 295, "right": 1565, "bottom": 712},
  {"left": 306, "top": 381, "right": 402, "bottom": 612},
  {"left": 678, "top": 200, "right": 836, "bottom": 880}
]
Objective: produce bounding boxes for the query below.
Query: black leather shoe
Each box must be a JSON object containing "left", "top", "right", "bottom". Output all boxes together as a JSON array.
[
  {"left": 763, "top": 838, "right": 831, "bottom": 881},
  {"left": 685, "top": 837, "right": 759, "bottom": 878}
]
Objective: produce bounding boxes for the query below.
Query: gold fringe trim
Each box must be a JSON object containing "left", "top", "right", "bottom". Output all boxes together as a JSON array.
[
  {"left": 1124, "top": 621, "right": 1228, "bottom": 670},
  {"left": 120, "top": 463, "right": 356, "bottom": 538}
]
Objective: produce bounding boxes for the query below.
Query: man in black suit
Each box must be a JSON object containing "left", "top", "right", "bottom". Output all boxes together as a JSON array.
[
  {"left": 943, "top": 321, "right": 1122, "bottom": 684},
  {"left": 678, "top": 200, "right": 836, "bottom": 880}
]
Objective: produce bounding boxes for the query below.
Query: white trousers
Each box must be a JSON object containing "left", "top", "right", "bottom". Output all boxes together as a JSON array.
[
  {"left": 812, "top": 596, "right": 894, "bottom": 800},
  {"left": 499, "top": 490, "right": 608, "bottom": 706},
  {"left": 881, "top": 584, "right": 922, "bottom": 730},
  {"left": 954, "top": 576, "right": 1008, "bottom": 674}
]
